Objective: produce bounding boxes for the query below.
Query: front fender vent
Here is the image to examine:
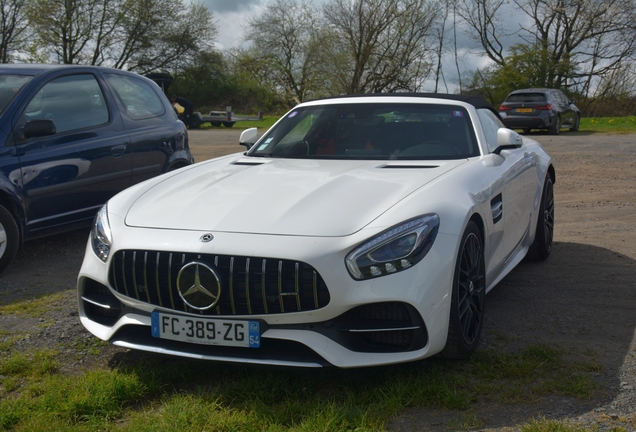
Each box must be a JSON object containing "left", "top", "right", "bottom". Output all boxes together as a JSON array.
[{"left": 491, "top": 193, "right": 503, "bottom": 224}]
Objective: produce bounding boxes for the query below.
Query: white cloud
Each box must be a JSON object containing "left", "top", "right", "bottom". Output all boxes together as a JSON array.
[
  {"left": 205, "top": 0, "right": 329, "bottom": 49},
  {"left": 201, "top": 0, "right": 264, "bottom": 14},
  {"left": 213, "top": 10, "right": 255, "bottom": 49}
]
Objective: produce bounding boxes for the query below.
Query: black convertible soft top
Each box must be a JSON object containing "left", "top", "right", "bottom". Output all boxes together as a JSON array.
[{"left": 310, "top": 92, "right": 501, "bottom": 119}]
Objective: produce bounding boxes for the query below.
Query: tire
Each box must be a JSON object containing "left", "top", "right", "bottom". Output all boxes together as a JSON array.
[
  {"left": 223, "top": 122, "right": 235, "bottom": 128},
  {"left": 440, "top": 221, "right": 485, "bottom": 359},
  {"left": 211, "top": 121, "right": 221, "bottom": 127},
  {"left": 570, "top": 114, "right": 580, "bottom": 132},
  {"left": 189, "top": 116, "right": 201, "bottom": 129},
  {"left": 0, "top": 204, "right": 20, "bottom": 274},
  {"left": 549, "top": 115, "right": 561, "bottom": 135},
  {"left": 526, "top": 175, "right": 555, "bottom": 261}
]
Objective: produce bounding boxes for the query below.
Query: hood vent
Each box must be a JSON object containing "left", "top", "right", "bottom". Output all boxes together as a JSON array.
[
  {"left": 231, "top": 159, "right": 267, "bottom": 166},
  {"left": 377, "top": 164, "right": 439, "bottom": 169}
]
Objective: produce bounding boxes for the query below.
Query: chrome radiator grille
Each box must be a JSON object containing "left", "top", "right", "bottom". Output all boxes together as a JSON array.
[{"left": 109, "top": 250, "right": 330, "bottom": 316}]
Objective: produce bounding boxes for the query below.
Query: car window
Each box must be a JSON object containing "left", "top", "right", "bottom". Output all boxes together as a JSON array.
[
  {"left": 104, "top": 73, "right": 165, "bottom": 120},
  {"left": 505, "top": 93, "right": 546, "bottom": 103},
  {"left": 0, "top": 74, "right": 32, "bottom": 115},
  {"left": 477, "top": 109, "right": 504, "bottom": 153},
  {"left": 249, "top": 103, "right": 479, "bottom": 160},
  {"left": 22, "top": 74, "right": 109, "bottom": 134}
]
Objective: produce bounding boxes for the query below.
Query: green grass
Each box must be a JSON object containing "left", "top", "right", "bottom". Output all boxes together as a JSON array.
[
  {"left": 580, "top": 116, "right": 636, "bottom": 133},
  {"left": 0, "top": 292, "right": 69, "bottom": 318},
  {"left": 0, "top": 343, "right": 602, "bottom": 431}
]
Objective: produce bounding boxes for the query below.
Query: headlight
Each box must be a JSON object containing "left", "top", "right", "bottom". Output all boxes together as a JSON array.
[
  {"left": 345, "top": 214, "right": 439, "bottom": 280},
  {"left": 91, "top": 204, "right": 112, "bottom": 262}
]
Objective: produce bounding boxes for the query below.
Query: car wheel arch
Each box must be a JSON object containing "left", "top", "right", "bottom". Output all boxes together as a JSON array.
[
  {"left": 0, "top": 190, "right": 24, "bottom": 233},
  {"left": 468, "top": 212, "right": 485, "bottom": 245},
  {"left": 547, "top": 164, "right": 556, "bottom": 185},
  {"left": 0, "top": 194, "right": 23, "bottom": 272}
]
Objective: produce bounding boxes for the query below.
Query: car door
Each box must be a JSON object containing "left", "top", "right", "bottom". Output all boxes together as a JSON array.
[
  {"left": 477, "top": 109, "right": 538, "bottom": 267},
  {"left": 12, "top": 72, "right": 131, "bottom": 237},
  {"left": 103, "top": 73, "right": 178, "bottom": 185},
  {"left": 554, "top": 90, "right": 574, "bottom": 125}
]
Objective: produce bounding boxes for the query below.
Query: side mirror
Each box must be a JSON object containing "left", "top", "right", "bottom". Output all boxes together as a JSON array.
[
  {"left": 239, "top": 127, "right": 258, "bottom": 150},
  {"left": 24, "top": 119, "right": 56, "bottom": 139},
  {"left": 493, "top": 128, "right": 522, "bottom": 155}
]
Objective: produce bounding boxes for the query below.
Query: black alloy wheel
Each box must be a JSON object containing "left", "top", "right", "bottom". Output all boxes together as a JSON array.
[
  {"left": 440, "top": 221, "right": 485, "bottom": 359},
  {"left": 571, "top": 114, "right": 580, "bottom": 132},
  {"left": 527, "top": 176, "right": 555, "bottom": 261}
]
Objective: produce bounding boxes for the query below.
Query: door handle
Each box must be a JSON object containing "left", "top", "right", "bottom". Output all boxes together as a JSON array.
[{"left": 110, "top": 144, "right": 127, "bottom": 157}]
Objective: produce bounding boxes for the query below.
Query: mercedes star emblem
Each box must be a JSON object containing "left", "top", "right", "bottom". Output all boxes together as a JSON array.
[
  {"left": 176, "top": 262, "right": 221, "bottom": 310},
  {"left": 200, "top": 233, "right": 214, "bottom": 242}
]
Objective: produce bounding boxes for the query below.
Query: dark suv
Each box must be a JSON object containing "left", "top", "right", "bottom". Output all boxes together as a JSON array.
[
  {"left": 498, "top": 88, "right": 580, "bottom": 135},
  {"left": 0, "top": 64, "right": 194, "bottom": 273}
]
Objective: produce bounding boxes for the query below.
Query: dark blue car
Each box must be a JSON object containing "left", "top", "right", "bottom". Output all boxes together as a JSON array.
[
  {"left": 498, "top": 88, "right": 580, "bottom": 135},
  {"left": 0, "top": 64, "right": 194, "bottom": 273}
]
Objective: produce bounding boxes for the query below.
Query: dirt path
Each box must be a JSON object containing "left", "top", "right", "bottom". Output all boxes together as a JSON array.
[{"left": 1, "top": 129, "right": 635, "bottom": 430}]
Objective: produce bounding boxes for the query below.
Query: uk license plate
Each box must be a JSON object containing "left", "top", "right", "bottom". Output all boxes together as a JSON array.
[
  {"left": 151, "top": 311, "right": 260, "bottom": 348},
  {"left": 516, "top": 108, "right": 532, "bottom": 113}
]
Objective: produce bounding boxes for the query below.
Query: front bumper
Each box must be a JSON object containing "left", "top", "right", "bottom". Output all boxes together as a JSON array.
[{"left": 77, "top": 226, "right": 457, "bottom": 368}]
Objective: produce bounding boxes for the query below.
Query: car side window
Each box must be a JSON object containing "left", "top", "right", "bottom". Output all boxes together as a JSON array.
[
  {"left": 477, "top": 109, "right": 504, "bottom": 153},
  {"left": 22, "top": 74, "right": 109, "bottom": 134},
  {"left": 104, "top": 73, "right": 165, "bottom": 120}
]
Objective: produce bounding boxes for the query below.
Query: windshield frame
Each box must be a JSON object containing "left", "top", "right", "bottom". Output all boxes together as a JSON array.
[{"left": 247, "top": 101, "right": 481, "bottom": 161}]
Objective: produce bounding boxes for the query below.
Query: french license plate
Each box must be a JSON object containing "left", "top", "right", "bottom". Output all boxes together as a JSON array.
[
  {"left": 516, "top": 108, "right": 533, "bottom": 113},
  {"left": 151, "top": 311, "right": 260, "bottom": 348}
]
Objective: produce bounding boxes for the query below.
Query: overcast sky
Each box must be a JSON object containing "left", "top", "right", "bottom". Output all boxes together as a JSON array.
[
  {"left": 199, "top": 0, "right": 266, "bottom": 49},
  {"left": 199, "top": 0, "right": 523, "bottom": 92}
]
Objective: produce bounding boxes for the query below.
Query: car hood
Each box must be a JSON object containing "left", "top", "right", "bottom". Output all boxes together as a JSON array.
[{"left": 125, "top": 156, "right": 467, "bottom": 237}]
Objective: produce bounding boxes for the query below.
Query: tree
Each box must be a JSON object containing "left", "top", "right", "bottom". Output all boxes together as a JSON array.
[
  {"left": 323, "top": 0, "right": 438, "bottom": 94},
  {"left": 243, "top": 0, "right": 325, "bottom": 104},
  {"left": 113, "top": 1, "right": 216, "bottom": 74},
  {"left": 456, "top": 0, "right": 509, "bottom": 67},
  {"left": 458, "top": 0, "right": 636, "bottom": 96},
  {"left": 0, "top": 0, "right": 30, "bottom": 63},
  {"left": 27, "top": 0, "right": 216, "bottom": 72},
  {"left": 27, "top": 0, "right": 114, "bottom": 64},
  {"left": 465, "top": 43, "right": 575, "bottom": 105}
]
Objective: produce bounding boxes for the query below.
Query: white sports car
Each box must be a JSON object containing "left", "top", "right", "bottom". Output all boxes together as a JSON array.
[{"left": 78, "top": 94, "right": 555, "bottom": 368}]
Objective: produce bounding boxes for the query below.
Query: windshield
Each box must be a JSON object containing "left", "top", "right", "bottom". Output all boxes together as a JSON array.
[
  {"left": 505, "top": 93, "right": 547, "bottom": 103},
  {"left": 0, "top": 74, "right": 32, "bottom": 114},
  {"left": 249, "top": 103, "right": 479, "bottom": 160}
]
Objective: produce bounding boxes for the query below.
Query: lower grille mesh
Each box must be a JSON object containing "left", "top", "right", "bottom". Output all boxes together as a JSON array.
[{"left": 109, "top": 251, "right": 330, "bottom": 316}]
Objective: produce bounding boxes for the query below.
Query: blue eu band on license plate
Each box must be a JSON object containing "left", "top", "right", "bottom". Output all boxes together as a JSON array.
[{"left": 151, "top": 311, "right": 260, "bottom": 348}]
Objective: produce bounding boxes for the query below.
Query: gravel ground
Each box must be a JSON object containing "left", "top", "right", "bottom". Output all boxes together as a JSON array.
[{"left": 1, "top": 129, "right": 635, "bottom": 431}]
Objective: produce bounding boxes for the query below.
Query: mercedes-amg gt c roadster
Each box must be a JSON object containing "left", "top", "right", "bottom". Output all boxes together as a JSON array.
[{"left": 78, "top": 94, "right": 555, "bottom": 368}]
